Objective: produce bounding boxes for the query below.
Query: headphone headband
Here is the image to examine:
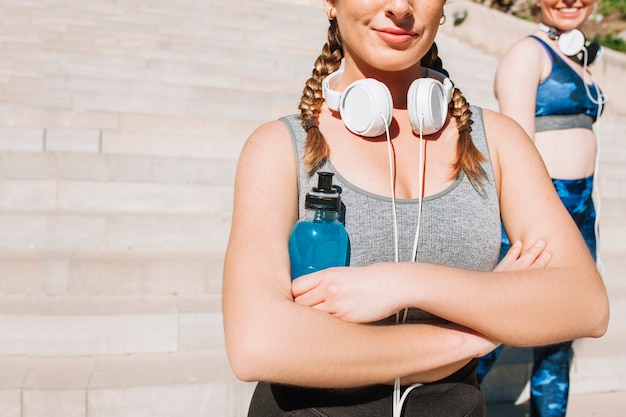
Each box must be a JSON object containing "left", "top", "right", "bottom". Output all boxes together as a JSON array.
[
  {"left": 322, "top": 69, "right": 454, "bottom": 112},
  {"left": 538, "top": 22, "right": 560, "bottom": 40},
  {"left": 321, "top": 69, "right": 454, "bottom": 137}
]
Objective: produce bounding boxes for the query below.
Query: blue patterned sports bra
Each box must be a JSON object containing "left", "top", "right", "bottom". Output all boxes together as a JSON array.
[{"left": 532, "top": 35, "right": 603, "bottom": 131}]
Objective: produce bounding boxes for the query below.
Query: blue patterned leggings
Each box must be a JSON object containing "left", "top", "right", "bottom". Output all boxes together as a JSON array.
[{"left": 478, "top": 176, "right": 596, "bottom": 417}]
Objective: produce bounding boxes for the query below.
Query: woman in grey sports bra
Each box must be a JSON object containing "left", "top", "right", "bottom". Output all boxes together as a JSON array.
[{"left": 223, "top": 1, "right": 608, "bottom": 417}]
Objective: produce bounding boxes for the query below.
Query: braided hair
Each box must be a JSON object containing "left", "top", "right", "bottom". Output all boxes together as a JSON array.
[{"left": 298, "top": 19, "right": 486, "bottom": 186}]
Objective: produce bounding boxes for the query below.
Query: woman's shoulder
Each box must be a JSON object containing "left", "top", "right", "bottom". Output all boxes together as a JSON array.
[
  {"left": 242, "top": 117, "right": 294, "bottom": 150},
  {"left": 237, "top": 117, "right": 298, "bottom": 170},
  {"left": 479, "top": 108, "right": 542, "bottom": 190},
  {"left": 481, "top": 108, "right": 538, "bottom": 169},
  {"left": 500, "top": 35, "right": 550, "bottom": 67},
  {"left": 481, "top": 108, "right": 526, "bottom": 136},
  {"left": 247, "top": 117, "right": 292, "bottom": 140},
  {"left": 479, "top": 108, "right": 533, "bottom": 154},
  {"left": 510, "top": 35, "right": 548, "bottom": 52},
  {"left": 468, "top": 106, "right": 520, "bottom": 132}
]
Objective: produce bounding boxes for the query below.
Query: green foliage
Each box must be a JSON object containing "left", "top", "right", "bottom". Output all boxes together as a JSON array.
[
  {"left": 598, "top": 0, "right": 626, "bottom": 17},
  {"left": 593, "top": 33, "right": 626, "bottom": 52},
  {"left": 595, "top": 0, "right": 626, "bottom": 52}
]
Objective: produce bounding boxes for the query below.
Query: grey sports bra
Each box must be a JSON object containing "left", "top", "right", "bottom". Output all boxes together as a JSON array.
[
  {"left": 282, "top": 105, "right": 500, "bottom": 271},
  {"left": 282, "top": 106, "right": 501, "bottom": 323}
]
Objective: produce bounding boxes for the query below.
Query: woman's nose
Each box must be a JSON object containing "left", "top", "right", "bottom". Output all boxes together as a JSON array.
[{"left": 384, "top": 0, "right": 413, "bottom": 20}]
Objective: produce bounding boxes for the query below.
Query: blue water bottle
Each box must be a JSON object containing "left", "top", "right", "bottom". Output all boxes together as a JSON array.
[{"left": 289, "top": 172, "right": 349, "bottom": 280}]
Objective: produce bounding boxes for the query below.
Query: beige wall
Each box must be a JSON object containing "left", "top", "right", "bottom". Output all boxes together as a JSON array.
[{"left": 441, "top": 0, "right": 626, "bottom": 115}]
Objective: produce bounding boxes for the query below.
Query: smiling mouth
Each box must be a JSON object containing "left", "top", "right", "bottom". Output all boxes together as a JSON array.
[
  {"left": 376, "top": 29, "right": 417, "bottom": 45},
  {"left": 558, "top": 7, "right": 581, "bottom": 13}
]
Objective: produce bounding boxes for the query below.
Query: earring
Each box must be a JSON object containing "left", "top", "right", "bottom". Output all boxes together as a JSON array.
[
  {"left": 440, "top": 14, "right": 446, "bottom": 25},
  {"left": 327, "top": 7, "right": 336, "bottom": 21}
]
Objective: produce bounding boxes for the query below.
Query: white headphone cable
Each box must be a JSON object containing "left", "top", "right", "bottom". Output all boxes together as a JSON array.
[
  {"left": 579, "top": 48, "right": 605, "bottom": 275},
  {"left": 383, "top": 113, "right": 400, "bottom": 264},
  {"left": 580, "top": 47, "right": 606, "bottom": 107},
  {"left": 385, "top": 113, "right": 426, "bottom": 417},
  {"left": 411, "top": 114, "right": 426, "bottom": 262}
]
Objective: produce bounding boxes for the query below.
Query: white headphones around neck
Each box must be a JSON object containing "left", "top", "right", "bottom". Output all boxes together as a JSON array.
[
  {"left": 322, "top": 68, "right": 454, "bottom": 137},
  {"left": 538, "top": 22, "right": 586, "bottom": 56}
]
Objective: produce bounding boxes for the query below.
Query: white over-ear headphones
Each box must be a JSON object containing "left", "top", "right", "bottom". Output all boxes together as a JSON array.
[
  {"left": 322, "top": 68, "right": 454, "bottom": 137},
  {"left": 557, "top": 28, "right": 586, "bottom": 56},
  {"left": 538, "top": 22, "right": 605, "bottom": 62},
  {"left": 538, "top": 22, "right": 586, "bottom": 56}
]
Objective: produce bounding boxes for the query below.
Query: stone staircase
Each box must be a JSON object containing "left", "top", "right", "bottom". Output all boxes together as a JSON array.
[
  {"left": 0, "top": 1, "right": 624, "bottom": 416},
  {"left": 0, "top": 1, "right": 298, "bottom": 415}
]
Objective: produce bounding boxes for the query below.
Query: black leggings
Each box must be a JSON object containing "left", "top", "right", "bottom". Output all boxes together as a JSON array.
[{"left": 247, "top": 359, "right": 485, "bottom": 417}]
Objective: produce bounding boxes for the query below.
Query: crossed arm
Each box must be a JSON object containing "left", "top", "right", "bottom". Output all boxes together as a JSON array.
[{"left": 223, "top": 115, "right": 608, "bottom": 388}]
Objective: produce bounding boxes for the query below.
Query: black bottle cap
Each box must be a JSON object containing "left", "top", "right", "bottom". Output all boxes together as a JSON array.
[{"left": 305, "top": 172, "right": 341, "bottom": 211}]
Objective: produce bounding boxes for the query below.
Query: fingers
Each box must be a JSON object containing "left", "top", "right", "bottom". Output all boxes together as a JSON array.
[
  {"left": 291, "top": 273, "right": 319, "bottom": 298},
  {"left": 293, "top": 288, "right": 325, "bottom": 308},
  {"left": 516, "top": 240, "right": 548, "bottom": 269},
  {"left": 528, "top": 249, "right": 551, "bottom": 269},
  {"left": 494, "top": 241, "right": 522, "bottom": 272},
  {"left": 494, "top": 240, "right": 551, "bottom": 272},
  {"left": 291, "top": 274, "right": 325, "bottom": 307}
]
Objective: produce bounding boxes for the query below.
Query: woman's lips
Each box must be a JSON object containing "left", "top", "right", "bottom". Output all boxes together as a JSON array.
[{"left": 376, "top": 28, "right": 417, "bottom": 45}]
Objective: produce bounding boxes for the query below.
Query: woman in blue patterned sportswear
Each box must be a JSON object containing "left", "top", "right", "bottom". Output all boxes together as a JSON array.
[{"left": 477, "top": 1, "right": 605, "bottom": 416}]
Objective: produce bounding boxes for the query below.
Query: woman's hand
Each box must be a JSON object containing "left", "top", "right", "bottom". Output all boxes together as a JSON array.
[
  {"left": 292, "top": 240, "right": 551, "bottom": 323},
  {"left": 292, "top": 263, "right": 401, "bottom": 323},
  {"left": 494, "top": 240, "right": 551, "bottom": 272}
]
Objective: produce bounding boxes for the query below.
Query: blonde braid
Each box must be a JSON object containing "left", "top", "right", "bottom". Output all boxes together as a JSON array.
[
  {"left": 450, "top": 87, "right": 486, "bottom": 185},
  {"left": 422, "top": 43, "right": 486, "bottom": 186},
  {"left": 299, "top": 19, "right": 343, "bottom": 174}
]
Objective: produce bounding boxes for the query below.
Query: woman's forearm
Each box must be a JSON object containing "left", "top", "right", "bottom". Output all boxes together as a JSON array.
[
  {"left": 224, "top": 289, "right": 487, "bottom": 387},
  {"left": 396, "top": 261, "right": 608, "bottom": 346}
]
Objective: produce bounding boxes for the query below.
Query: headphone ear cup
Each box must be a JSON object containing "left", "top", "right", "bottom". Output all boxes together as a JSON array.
[
  {"left": 339, "top": 79, "right": 392, "bottom": 137},
  {"left": 407, "top": 78, "right": 448, "bottom": 135},
  {"left": 558, "top": 29, "right": 586, "bottom": 56},
  {"left": 585, "top": 42, "right": 602, "bottom": 65}
]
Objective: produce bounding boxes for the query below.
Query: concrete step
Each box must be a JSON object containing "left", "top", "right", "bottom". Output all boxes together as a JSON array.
[
  {"left": 0, "top": 151, "right": 236, "bottom": 185},
  {"left": 0, "top": 116, "right": 254, "bottom": 158},
  {"left": 599, "top": 195, "right": 626, "bottom": 249},
  {"left": 1, "top": 79, "right": 299, "bottom": 119},
  {"left": 0, "top": 178, "right": 233, "bottom": 213},
  {"left": 0, "top": 294, "right": 223, "bottom": 356},
  {"left": 600, "top": 219, "right": 626, "bottom": 251},
  {"left": 0, "top": 127, "right": 99, "bottom": 153},
  {"left": 0, "top": 248, "right": 223, "bottom": 296},
  {"left": 0, "top": 0, "right": 326, "bottom": 125},
  {"left": 0, "top": 210, "right": 230, "bottom": 250},
  {"left": 1, "top": 29, "right": 320, "bottom": 91},
  {"left": 0, "top": 350, "right": 254, "bottom": 417}
]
